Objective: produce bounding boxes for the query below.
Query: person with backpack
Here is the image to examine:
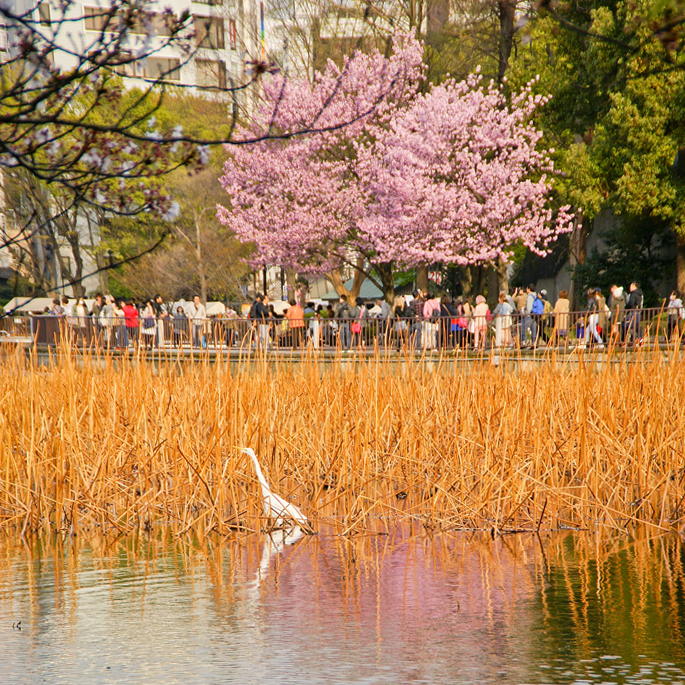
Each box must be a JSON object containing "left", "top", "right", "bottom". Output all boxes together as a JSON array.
[
  {"left": 522, "top": 284, "right": 541, "bottom": 347},
  {"left": 538, "top": 289, "right": 554, "bottom": 343}
]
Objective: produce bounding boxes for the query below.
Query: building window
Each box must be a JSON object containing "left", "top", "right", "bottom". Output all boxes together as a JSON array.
[
  {"left": 228, "top": 18, "right": 236, "bottom": 50},
  {"left": 38, "top": 3, "right": 51, "bottom": 26},
  {"left": 116, "top": 57, "right": 181, "bottom": 81},
  {"left": 84, "top": 8, "right": 173, "bottom": 35},
  {"left": 194, "top": 16, "right": 224, "bottom": 49},
  {"left": 84, "top": 7, "right": 112, "bottom": 32},
  {"left": 196, "top": 59, "right": 226, "bottom": 89},
  {"left": 146, "top": 57, "right": 181, "bottom": 81}
]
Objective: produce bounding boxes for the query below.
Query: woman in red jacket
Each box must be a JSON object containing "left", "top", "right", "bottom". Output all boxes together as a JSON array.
[{"left": 122, "top": 300, "right": 139, "bottom": 349}]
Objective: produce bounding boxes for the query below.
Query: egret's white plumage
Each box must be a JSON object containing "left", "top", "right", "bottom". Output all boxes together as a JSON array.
[{"left": 238, "top": 447, "right": 309, "bottom": 529}]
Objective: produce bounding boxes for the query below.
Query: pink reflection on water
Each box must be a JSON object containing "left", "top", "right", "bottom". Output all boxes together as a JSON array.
[{"left": 210, "top": 526, "right": 543, "bottom": 683}]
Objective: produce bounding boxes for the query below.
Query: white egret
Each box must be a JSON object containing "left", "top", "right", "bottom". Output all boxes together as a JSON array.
[{"left": 238, "top": 447, "right": 312, "bottom": 531}]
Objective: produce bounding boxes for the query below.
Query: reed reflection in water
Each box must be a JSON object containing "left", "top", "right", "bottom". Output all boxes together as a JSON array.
[{"left": 1, "top": 528, "right": 684, "bottom": 685}]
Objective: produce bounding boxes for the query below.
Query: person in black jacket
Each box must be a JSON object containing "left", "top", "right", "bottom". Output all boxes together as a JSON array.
[
  {"left": 625, "top": 282, "right": 643, "bottom": 346},
  {"left": 252, "top": 293, "right": 270, "bottom": 349},
  {"left": 439, "top": 295, "right": 456, "bottom": 349}
]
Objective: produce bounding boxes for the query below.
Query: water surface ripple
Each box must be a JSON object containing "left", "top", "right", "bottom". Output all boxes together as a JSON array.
[{"left": 1, "top": 529, "right": 684, "bottom": 684}]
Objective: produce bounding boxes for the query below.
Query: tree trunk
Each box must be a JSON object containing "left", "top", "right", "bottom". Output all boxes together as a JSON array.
[
  {"left": 285, "top": 268, "right": 297, "bottom": 302},
  {"left": 486, "top": 265, "right": 498, "bottom": 308},
  {"left": 326, "top": 258, "right": 366, "bottom": 305},
  {"left": 427, "top": 0, "right": 449, "bottom": 35},
  {"left": 195, "top": 216, "right": 207, "bottom": 304},
  {"left": 496, "top": 256, "right": 509, "bottom": 297},
  {"left": 471, "top": 265, "right": 486, "bottom": 298},
  {"left": 375, "top": 262, "right": 395, "bottom": 304},
  {"left": 497, "top": 0, "right": 517, "bottom": 83},
  {"left": 676, "top": 229, "right": 685, "bottom": 296},
  {"left": 459, "top": 265, "right": 473, "bottom": 299},
  {"left": 568, "top": 209, "right": 587, "bottom": 311},
  {"left": 416, "top": 264, "right": 429, "bottom": 293},
  {"left": 97, "top": 252, "right": 108, "bottom": 294}
]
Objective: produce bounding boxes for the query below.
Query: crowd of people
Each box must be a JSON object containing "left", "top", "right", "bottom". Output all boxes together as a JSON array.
[
  {"left": 38, "top": 282, "right": 685, "bottom": 351},
  {"left": 42, "top": 293, "right": 215, "bottom": 349}
]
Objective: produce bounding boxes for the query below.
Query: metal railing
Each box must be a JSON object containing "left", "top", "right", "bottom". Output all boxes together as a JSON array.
[{"left": 3, "top": 306, "right": 679, "bottom": 352}]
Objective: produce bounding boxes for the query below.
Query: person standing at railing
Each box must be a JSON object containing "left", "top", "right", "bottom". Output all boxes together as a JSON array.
[
  {"left": 472, "top": 295, "right": 490, "bottom": 349},
  {"left": 608, "top": 285, "right": 626, "bottom": 344},
  {"left": 50, "top": 297, "right": 64, "bottom": 316},
  {"left": 666, "top": 291, "right": 684, "bottom": 340},
  {"left": 595, "top": 288, "right": 609, "bottom": 343},
  {"left": 222, "top": 308, "right": 238, "bottom": 349},
  {"left": 439, "top": 295, "right": 456, "bottom": 349},
  {"left": 625, "top": 282, "right": 644, "bottom": 346},
  {"left": 141, "top": 300, "right": 157, "bottom": 349},
  {"left": 492, "top": 292, "right": 513, "bottom": 348},
  {"left": 152, "top": 295, "right": 169, "bottom": 349},
  {"left": 579, "top": 288, "right": 604, "bottom": 349},
  {"left": 334, "top": 295, "right": 352, "bottom": 349},
  {"left": 377, "top": 297, "right": 393, "bottom": 346},
  {"left": 522, "top": 285, "right": 539, "bottom": 347},
  {"left": 411, "top": 289, "right": 425, "bottom": 348},
  {"left": 189, "top": 295, "right": 206, "bottom": 349},
  {"left": 393, "top": 296, "right": 413, "bottom": 350},
  {"left": 113, "top": 300, "right": 128, "bottom": 349},
  {"left": 538, "top": 290, "right": 554, "bottom": 344},
  {"left": 121, "top": 300, "right": 138, "bottom": 349},
  {"left": 512, "top": 287, "right": 527, "bottom": 343},
  {"left": 323, "top": 303, "right": 336, "bottom": 346},
  {"left": 286, "top": 299, "right": 304, "bottom": 349},
  {"left": 349, "top": 299, "right": 367, "bottom": 349},
  {"left": 309, "top": 307, "right": 323, "bottom": 349},
  {"left": 171, "top": 306, "right": 187, "bottom": 347},
  {"left": 100, "top": 295, "right": 114, "bottom": 347},
  {"left": 553, "top": 290, "right": 570, "bottom": 345},
  {"left": 90, "top": 294, "right": 104, "bottom": 345},
  {"left": 75, "top": 297, "right": 88, "bottom": 346},
  {"left": 422, "top": 293, "right": 441, "bottom": 350}
]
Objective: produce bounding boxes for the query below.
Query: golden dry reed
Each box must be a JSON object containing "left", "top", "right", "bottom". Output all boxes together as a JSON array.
[{"left": 0, "top": 344, "right": 684, "bottom": 537}]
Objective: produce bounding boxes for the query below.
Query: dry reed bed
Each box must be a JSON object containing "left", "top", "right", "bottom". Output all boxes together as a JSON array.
[{"left": 0, "top": 346, "right": 684, "bottom": 536}]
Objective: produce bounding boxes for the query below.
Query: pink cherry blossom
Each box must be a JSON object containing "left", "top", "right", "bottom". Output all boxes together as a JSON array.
[{"left": 219, "top": 37, "right": 572, "bottom": 281}]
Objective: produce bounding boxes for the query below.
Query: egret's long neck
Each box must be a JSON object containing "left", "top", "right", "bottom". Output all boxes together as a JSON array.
[{"left": 248, "top": 452, "right": 269, "bottom": 489}]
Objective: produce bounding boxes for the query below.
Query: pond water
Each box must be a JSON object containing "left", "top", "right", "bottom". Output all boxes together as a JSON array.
[{"left": 1, "top": 528, "right": 684, "bottom": 685}]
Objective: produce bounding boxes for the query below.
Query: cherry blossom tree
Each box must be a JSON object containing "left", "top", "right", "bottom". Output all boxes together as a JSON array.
[
  {"left": 357, "top": 71, "right": 573, "bottom": 299},
  {"left": 217, "top": 32, "right": 425, "bottom": 302},
  {"left": 220, "top": 48, "right": 572, "bottom": 302}
]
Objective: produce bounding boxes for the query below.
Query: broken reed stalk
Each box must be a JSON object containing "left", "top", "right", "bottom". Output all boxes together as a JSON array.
[{"left": 0, "top": 341, "right": 684, "bottom": 538}]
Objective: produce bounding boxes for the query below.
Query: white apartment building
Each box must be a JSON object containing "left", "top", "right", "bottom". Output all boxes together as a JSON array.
[{"left": 3, "top": 0, "right": 263, "bottom": 93}]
